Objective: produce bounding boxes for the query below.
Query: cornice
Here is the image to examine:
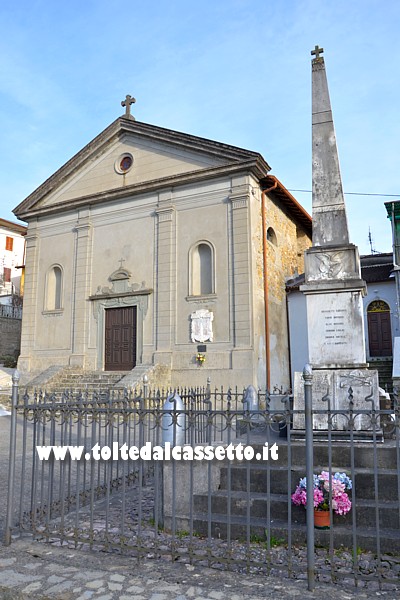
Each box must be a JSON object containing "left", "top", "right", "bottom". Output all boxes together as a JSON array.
[
  {"left": 14, "top": 117, "right": 271, "bottom": 220},
  {"left": 118, "top": 118, "right": 267, "bottom": 163},
  {"left": 88, "top": 289, "right": 153, "bottom": 301},
  {"left": 16, "top": 159, "right": 268, "bottom": 220}
]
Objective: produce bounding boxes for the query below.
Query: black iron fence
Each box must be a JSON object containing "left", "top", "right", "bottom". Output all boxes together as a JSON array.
[{"left": 4, "top": 371, "right": 400, "bottom": 591}]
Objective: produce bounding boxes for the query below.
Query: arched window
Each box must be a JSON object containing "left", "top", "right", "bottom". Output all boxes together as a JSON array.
[
  {"left": 267, "top": 227, "right": 277, "bottom": 246},
  {"left": 191, "top": 242, "right": 214, "bottom": 296},
  {"left": 46, "top": 265, "right": 63, "bottom": 310}
]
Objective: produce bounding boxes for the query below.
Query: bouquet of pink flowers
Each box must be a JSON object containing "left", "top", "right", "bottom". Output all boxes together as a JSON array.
[{"left": 292, "top": 471, "right": 352, "bottom": 515}]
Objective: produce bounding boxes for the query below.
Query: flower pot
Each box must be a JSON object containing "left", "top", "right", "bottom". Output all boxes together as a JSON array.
[{"left": 314, "top": 510, "right": 330, "bottom": 529}]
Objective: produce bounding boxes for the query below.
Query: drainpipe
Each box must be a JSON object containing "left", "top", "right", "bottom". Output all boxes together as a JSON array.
[
  {"left": 391, "top": 202, "right": 400, "bottom": 334},
  {"left": 261, "top": 181, "right": 278, "bottom": 392}
]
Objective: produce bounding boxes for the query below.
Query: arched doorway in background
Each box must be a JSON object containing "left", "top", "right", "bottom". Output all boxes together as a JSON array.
[{"left": 367, "top": 300, "right": 393, "bottom": 357}]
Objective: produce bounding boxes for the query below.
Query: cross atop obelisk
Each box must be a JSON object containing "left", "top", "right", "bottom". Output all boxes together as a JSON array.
[
  {"left": 311, "top": 45, "right": 324, "bottom": 61},
  {"left": 121, "top": 95, "right": 136, "bottom": 120}
]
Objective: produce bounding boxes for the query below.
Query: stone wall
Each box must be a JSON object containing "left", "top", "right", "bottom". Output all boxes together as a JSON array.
[
  {"left": 0, "top": 316, "right": 21, "bottom": 358},
  {"left": 259, "top": 193, "right": 312, "bottom": 391},
  {"left": 264, "top": 195, "right": 310, "bottom": 302}
]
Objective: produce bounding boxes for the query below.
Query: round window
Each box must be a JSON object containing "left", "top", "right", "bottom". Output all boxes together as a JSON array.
[{"left": 115, "top": 153, "right": 134, "bottom": 174}]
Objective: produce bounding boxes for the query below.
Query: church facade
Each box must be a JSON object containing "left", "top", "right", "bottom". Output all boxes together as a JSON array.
[{"left": 14, "top": 106, "right": 311, "bottom": 390}]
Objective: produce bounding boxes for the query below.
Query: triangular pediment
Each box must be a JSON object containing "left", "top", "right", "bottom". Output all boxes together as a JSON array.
[{"left": 14, "top": 118, "right": 270, "bottom": 219}]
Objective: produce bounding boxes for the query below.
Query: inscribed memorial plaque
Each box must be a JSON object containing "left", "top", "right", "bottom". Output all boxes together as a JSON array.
[{"left": 191, "top": 310, "right": 214, "bottom": 343}]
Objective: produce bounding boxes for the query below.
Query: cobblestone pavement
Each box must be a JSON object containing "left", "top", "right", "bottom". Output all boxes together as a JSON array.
[{"left": 0, "top": 537, "right": 399, "bottom": 600}]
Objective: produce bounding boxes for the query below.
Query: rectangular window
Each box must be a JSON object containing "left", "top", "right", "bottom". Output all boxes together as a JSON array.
[
  {"left": 5, "top": 236, "right": 13, "bottom": 251},
  {"left": 3, "top": 267, "right": 11, "bottom": 282}
]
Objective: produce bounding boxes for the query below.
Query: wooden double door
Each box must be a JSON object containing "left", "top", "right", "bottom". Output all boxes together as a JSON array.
[
  {"left": 105, "top": 306, "right": 137, "bottom": 371},
  {"left": 367, "top": 301, "right": 392, "bottom": 357}
]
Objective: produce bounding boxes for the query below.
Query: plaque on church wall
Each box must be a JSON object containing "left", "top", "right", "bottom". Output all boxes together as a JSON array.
[{"left": 191, "top": 310, "right": 213, "bottom": 343}]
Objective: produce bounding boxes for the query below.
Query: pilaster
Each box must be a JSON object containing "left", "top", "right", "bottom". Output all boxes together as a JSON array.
[
  {"left": 230, "top": 189, "right": 252, "bottom": 347},
  {"left": 70, "top": 211, "right": 93, "bottom": 367},
  {"left": 18, "top": 222, "right": 39, "bottom": 372},
  {"left": 155, "top": 205, "right": 176, "bottom": 355}
]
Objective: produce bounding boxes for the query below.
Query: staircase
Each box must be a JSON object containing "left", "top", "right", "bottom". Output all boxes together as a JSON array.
[
  {"left": 190, "top": 440, "right": 400, "bottom": 553},
  {"left": 25, "top": 367, "right": 126, "bottom": 397},
  {"left": 24, "top": 362, "right": 172, "bottom": 398},
  {"left": 369, "top": 357, "right": 393, "bottom": 394}
]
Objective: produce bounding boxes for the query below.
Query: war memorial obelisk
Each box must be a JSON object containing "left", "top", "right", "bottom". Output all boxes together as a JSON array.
[{"left": 294, "top": 46, "right": 379, "bottom": 432}]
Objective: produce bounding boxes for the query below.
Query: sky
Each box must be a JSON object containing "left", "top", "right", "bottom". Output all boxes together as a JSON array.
[{"left": 0, "top": 0, "right": 398, "bottom": 255}]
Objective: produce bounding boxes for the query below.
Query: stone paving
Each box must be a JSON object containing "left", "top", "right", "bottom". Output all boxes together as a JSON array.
[
  {"left": 1, "top": 537, "right": 400, "bottom": 600},
  {"left": 33, "top": 484, "right": 400, "bottom": 586}
]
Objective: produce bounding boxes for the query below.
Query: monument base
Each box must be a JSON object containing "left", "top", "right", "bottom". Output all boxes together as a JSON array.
[{"left": 293, "top": 368, "right": 380, "bottom": 432}]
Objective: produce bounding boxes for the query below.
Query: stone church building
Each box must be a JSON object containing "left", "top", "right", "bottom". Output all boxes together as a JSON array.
[{"left": 14, "top": 100, "right": 311, "bottom": 390}]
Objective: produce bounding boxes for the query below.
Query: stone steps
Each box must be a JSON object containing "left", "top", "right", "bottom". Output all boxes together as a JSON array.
[
  {"left": 369, "top": 358, "right": 393, "bottom": 393},
  {"left": 217, "top": 465, "right": 398, "bottom": 501},
  {"left": 23, "top": 364, "right": 170, "bottom": 397},
  {"left": 190, "top": 441, "right": 400, "bottom": 552},
  {"left": 221, "top": 441, "right": 399, "bottom": 469},
  {"left": 193, "top": 491, "right": 399, "bottom": 529},
  {"left": 24, "top": 368, "right": 127, "bottom": 396},
  {"left": 191, "top": 514, "right": 400, "bottom": 553}
]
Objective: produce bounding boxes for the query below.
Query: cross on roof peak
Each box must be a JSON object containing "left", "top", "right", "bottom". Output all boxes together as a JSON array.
[
  {"left": 121, "top": 94, "right": 136, "bottom": 119},
  {"left": 311, "top": 45, "right": 324, "bottom": 60}
]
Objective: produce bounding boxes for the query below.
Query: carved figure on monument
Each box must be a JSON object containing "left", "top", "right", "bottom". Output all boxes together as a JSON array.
[
  {"left": 191, "top": 309, "right": 214, "bottom": 343},
  {"left": 316, "top": 252, "right": 343, "bottom": 278}
]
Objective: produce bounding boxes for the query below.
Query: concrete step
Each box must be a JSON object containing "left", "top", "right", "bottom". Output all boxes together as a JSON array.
[
  {"left": 193, "top": 491, "right": 400, "bottom": 530},
  {"left": 253, "top": 441, "right": 399, "bottom": 469},
  {"left": 218, "top": 466, "right": 399, "bottom": 501},
  {"left": 114, "top": 365, "right": 153, "bottom": 389},
  {"left": 191, "top": 513, "right": 400, "bottom": 553}
]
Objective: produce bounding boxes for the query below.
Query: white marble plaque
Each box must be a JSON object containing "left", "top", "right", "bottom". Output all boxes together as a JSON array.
[
  {"left": 306, "top": 291, "right": 366, "bottom": 368},
  {"left": 293, "top": 368, "right": 379, "bottom": 431},
  {"left": 293, "top": 371, "right": 332, "bottom": 430},
  {"left": 191, "top": 309, "right": 214, "bottom": 343}
]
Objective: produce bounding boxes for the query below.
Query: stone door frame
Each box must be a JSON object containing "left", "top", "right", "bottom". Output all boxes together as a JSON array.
[{"left": 92, "top": 293, "right": 149, "bottom": 371}]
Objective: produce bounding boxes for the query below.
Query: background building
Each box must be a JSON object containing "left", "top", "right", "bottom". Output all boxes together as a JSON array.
[
  {"left": 0, "top": 218, "right": 26, "bottom": 301},
  {"left": 0, "top": 218, "right": 26, "bottom": 362}
]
